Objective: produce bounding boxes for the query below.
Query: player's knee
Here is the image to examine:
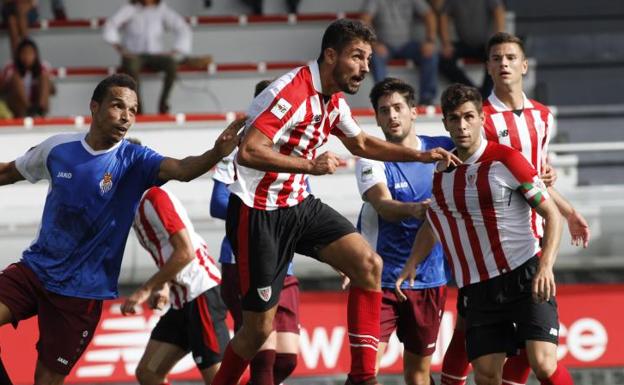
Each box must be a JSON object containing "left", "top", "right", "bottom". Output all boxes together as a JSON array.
[
  {"left": 135, "top": 363, "right": 159, "bottom": 385},
  {"left": 473, "top": 368, "right": 502, "bottom": 385}
]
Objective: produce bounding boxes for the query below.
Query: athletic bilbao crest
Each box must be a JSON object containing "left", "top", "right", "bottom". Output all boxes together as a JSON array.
[
  {"left": 257, "top": 286, "right": 272, "bottom": 302},
  {"left": 467, "top": 172, "right": 477, "bottom": 187},
  {"left": 99, "top": 172, "right": 113, "bottom": 194}
]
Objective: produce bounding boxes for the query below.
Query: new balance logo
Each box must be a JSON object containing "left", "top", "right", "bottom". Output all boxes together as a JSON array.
[
  {"left": 499, "top": 129, "right": 509, "bottom": 138},
  {"left": 549, "top": 328, "right": 558, "bottom": 336},
  {"left": 427, "top": 342, "right": 436, "bottom": 348},
  {"left": 57, "top": 357, "right": 69, "bottom": 365}
]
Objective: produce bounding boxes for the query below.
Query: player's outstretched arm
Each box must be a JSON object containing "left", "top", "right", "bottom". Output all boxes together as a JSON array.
[
  {"left": 121, "top": 229, "right": 195, "bottom": 315},
  {"left": 365, "top": 183, "right": 431, "bottom": 222},
  {"left": 532, "top": 198, "right": 563, "bottom": 304},
  {"left": 0, "top": 161, "right": 25, "bottom": 186},
  {"left": 395, "top": 221, "right": 437, "bottom": 301},
  {"left": 237, "top": 126, "right": 341, "bottom": 175},
  {"left": 548, "top": 187, "right": 590, "bottom": 248},
  {"left": 158, "top": 117, "right": 245, "bottom": 182},
  {"left": 339, "top": 131, "right": 461, "bottom": 167}
]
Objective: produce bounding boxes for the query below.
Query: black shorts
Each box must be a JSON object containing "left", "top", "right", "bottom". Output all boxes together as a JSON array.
[
  {"left": 151, "top": 286, "right": 230, "bottom": 369},
  {"left": 459, "top": 256, "right": 560, "bottom": 362},
  {"left": 226, "top": 194, "right": 356, "bottom": 311}
]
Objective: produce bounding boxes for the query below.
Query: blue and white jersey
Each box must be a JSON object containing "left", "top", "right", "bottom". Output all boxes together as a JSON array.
[
  {"left": 356, "top": 135, "right": 454, "bottom": 289},
  {"left": 15, "top": 133, "right": 164, "bottom": 299}
]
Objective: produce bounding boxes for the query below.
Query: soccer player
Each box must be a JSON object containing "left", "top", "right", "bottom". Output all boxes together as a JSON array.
[
  {"left": 440, "top": 32, "right": 590, "bottom": 385},
  {"left": 397, "top": 83, "right": 574, "bottom": 385},
  {"left": 0, "top": 73, "right": 242, "bottom": 385},
  {"left": 211, "top": 19, "right": 460, "bottom": 385},
  {"left": 355, "top": 78, "right": 453, "bottom": 385},
  {"left": 210, "top": 77, "right": 300, "bottom": 385},
  {"left": 122, "top": 184, "right": 229, "bottom": 385}
]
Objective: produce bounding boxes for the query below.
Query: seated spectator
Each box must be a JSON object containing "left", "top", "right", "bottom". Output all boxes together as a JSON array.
[
  {"left": 51, "top": 0, "right": 66, "bottom": 20},
  {"left": 438, "top": 0, "right": 506, "bottom": 96},
  {"left": 361, "top": 0, "right": 439, "bottom": 105},
  {"left": 1, "top": 0, "right": 38, "bottom": 56},
  {"left": 0, "top": 38, "right": 53, "bottom": 117},
  {"left": 240, "top": 0, "right": 300, "bottom": 15},
  {"left": 103, "top": 0, "right": 191, "bottom": 114}
]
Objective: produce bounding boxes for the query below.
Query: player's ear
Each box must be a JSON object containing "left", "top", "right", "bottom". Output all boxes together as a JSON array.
[
  {"left": 90, "top": 100, "right": 99, "bottom": 115},
  {"left": 324, "top": 47, "right": 338, "bottom": 65}
]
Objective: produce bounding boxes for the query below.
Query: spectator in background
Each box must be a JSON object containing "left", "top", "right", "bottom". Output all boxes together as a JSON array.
[
  {"left": 240, "top": 0, "right": 300, "bottom": 15},
  {"left": 51, "top": 0, "right": 66, "bottom": 20},
  {"left": 103, "top": 0, "right": 191, "bottom": 114},
  {"left": 438, "top": 0, "right": 506, "bottom": 97},
  {"left": 2, "top": 0, "right": 38, "bottom": 55},
  {"left": 361, "top": 0, "right": 439, "bottom": 106},
  {"left": 1, "top": 37, "right": 53, "bottom": 117}
]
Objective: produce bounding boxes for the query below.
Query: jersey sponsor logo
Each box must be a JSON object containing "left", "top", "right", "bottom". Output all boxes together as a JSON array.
[
  {"left": 270, "top": 98, "right": 292, "bottom": 119},
  {"left": 257, "top": 286, "right": 272, "bottom": 302},
  {"left": 99, "top": 172, "right": 113, "bottom": 194},
  {"left": 360, "top": 166, "right": 373, "bottom": 182},
  {"left": 57, "top": 171, "right": 73, "bottom": 179},
  {"left": 394, "top": 181, "right": 408, "bottom": 189}
]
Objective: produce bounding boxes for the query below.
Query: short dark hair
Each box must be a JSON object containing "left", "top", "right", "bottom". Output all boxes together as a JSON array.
[
  {"left": 91, "top": 74, "right": 138, "bottom": 104},
  {"left": 486, "top": 32, "right": 526, "bottom": 58},
  {"left": 317, "top": 19, "right": 376, "bottom": 63},
  {"left": 441, "top": 83, "right": 482, "bottom": 118},
  {"left": 369, "top": 78, "right": 415, "bottom": 112},
  {"left": 254, "top": 79, "right": 272, "bottom": 97}
]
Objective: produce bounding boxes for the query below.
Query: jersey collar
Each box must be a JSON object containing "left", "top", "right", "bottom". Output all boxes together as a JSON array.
[
  {"left": 487, "top": 91, "right": 534, "bottom": 112},
  {"left": 309, "top": 61, "right": 323, "bottom": 94},
  {"left": 81, "top": 133, "right": 123, "bottom": 155},
  {"left": 464, "top": 137, "right": 488, "bottom": 164}
]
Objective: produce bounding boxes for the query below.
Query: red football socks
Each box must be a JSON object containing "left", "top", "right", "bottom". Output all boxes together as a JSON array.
[
  {"left": 212, "top": 344, "right": 251, "bottom": 385},
  {"left": 502, "top": 349, "right": 531, "bottom": 385},
  {"left": 346, "top": 287, "right": 381, "bottom": 383},
  {"left": 538, "top": 365, "right": 574, "bottom": 385},
  {"left": 440, "top": 328, "right": 470, "bottom": 385}
]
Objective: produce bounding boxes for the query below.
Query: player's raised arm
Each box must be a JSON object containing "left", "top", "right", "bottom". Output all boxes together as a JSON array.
[
  {"left": 0, "top": 161, "right": 25, "bottom": 186},
  {"left": 339, "top": 131, "right": 461, "bottom": 167},
  {"left": 158, "top": 117, "right": 245, "bottom": 182}
]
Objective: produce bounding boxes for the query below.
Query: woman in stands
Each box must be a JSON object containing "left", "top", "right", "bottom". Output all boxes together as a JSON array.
[{"left": 1, "top": 37, "right": 53, "bottom": 118}]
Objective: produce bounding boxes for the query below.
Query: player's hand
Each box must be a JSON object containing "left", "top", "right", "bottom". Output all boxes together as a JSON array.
[
  {"left": 441, "top": 43, "right": 454, "bottom": 59},
  {"left": 408, "top": 199, "right": 431, "bottom": 220},
  {"left": 419, "top": 147, "right": 461, "bottom": 168},
  {"left": 421, "top": 41, "right": 436, "bottom": 58},
  {"left": 395, "top": 267, "right": 417, "bottom": 302},
  {"left": 310, "top": 151, "right": 341, "bottom": 175},
  {"left": 532, "top": 265, "right": 556, "bottom": 303},
  {"left": 567, "top": 210, "right": 590, "bottom": 248},
  {"left": 148, "top": 286, "right": 170, "bottom": 310},
  {"left": 540, "top": 163, "right": 557, "bottom": 187},
  {"left": 214, "top": 116, "right": 247, "bottom": 158},
  {"left": 374, "top": 42, "right": 389, "bottom": 57},
  {"left": 120, "top": 287, "right": 150, "bottom": 316}
]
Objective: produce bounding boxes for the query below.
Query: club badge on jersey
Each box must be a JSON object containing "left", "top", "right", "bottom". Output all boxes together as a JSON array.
[{"left": 99, "top": 172, "right": 113, "bottom": 194}]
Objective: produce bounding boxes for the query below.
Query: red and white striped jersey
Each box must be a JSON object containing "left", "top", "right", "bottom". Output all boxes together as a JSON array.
[
  {"left": 427, "top": 139, "right": 550, "bottom": 288},
  {"left": 230, "top": 61, "right": 361, "bottom": 210},
  {"left": 483, "top": 92, "right": 554, "bottom": 238},
  {"left": 133, "top": 187, "right": 221, "bottom": 309}
]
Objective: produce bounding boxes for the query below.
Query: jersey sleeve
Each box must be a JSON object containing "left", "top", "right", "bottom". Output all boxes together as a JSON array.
[
  {"left": 14, "top": 137, "right": 59, "bottom": 183},
  {"left": 332, "top": 97, "right": 362, "bottom": 138},
  {"left": 142, "top": 187, "right": 186, "bottom": 236},
  {"left": 499, "top": 149, "right": 550, "bottom": 208},
  {"left": 135, "top": 145, "right": 165, "bottom": 189},
  {"left": 355, "top": 158, "right": 386, "bottom": 197},
  {"left": 212, "top": 151, "right": 236, "bottom": 184},
  {"left": 247, "top": 71, "right": 304, "bottom": 143}
]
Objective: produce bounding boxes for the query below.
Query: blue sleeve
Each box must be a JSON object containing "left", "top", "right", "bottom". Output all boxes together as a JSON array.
[
  {"left": 136, "top": 145, "right": 165, "bottom": 189},
  {"left": 424, "top": 136, "right": 455, "bottom": 151},
  {"left": 210, "top": 179, "right": 230, "bottom": 220}
]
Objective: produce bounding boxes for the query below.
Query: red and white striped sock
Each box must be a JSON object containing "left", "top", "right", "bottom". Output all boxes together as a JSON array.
[
  {"left": 440, "top": 329, "right": 470, "bottom": 385},
  {"left": 346, "top": 287, "right": 381, "bottom": 384}
]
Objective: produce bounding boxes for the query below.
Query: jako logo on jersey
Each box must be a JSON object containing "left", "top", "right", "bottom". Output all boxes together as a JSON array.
[
  {"left": 57, "top": 171, "right": 72, "bottom": 179},
  {"left": 257, "top": 286, "right": 272, "bottom": 302},
  {"left": 270, "top": 98, "right": 292, "bottom": 119},
  {"left": 99, "top": 172, "right": 113, "bottom": 194},
  {"left": 394, "top": 181, "right": 408, "bottom": 189},
  {"left": 499, "top": 129, "right": 509, "bottom": 138}
]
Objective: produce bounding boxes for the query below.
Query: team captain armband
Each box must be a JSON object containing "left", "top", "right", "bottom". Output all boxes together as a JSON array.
[{"left": 518, "top": 177, "right": 550, "bottom": 208}]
